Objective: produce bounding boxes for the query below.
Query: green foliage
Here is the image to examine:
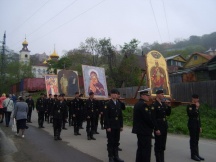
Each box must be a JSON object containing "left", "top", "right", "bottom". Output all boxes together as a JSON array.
[{"left": 123, "top": 105, "right": 216, "bottom": 139}]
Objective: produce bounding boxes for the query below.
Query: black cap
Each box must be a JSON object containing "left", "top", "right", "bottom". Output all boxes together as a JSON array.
[
  {"left": 89, "top": 92, "right": 94, "bottom": 96},
  {"left": 192, "top": 94, "right": 199, "bottom": 99},
  {"left": 138, "top": 88, "right": 151, "bottom": 96},
  {"left": 75, "top": 92, "right": 79, "bottom": 95},
  {"left": 156, "top": 89, "right": 164, "bottom": 94},
  {"left": 54, "top": 94, "right": 58, "bottom": 97},
  {"left": 49, "top": 94, "right": 52, "bottom": 96},
  {"left": 59, "top": 93, "right": 64, "bottom": 97},
  {"left": 110, "top": 89, "right": 118, "bottom": 94}
]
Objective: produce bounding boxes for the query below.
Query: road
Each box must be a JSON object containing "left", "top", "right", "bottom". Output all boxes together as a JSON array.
[{"left": 1, "top": 110, "right": 216, "bottom": 162}]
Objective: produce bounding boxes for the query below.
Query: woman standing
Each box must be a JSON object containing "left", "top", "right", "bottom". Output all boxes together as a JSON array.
[
  {"left": 0, "top": 93, "right": 7, "bottom": 123},
  {"left": 3, "top": 94, "right": 14, "bottom": 127},
  {"left": 13, "top": 97, "right": 28, "bottom": 138}
]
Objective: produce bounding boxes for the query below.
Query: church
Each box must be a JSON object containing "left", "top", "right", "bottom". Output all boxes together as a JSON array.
[{"left": 19, "top": 38, "right": 59, "bottom": 78}]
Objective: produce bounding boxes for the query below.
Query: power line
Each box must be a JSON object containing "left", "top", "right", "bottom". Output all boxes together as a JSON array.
[
  {"left": 9, "top": 0, "right": 50, "bottom": 36},
  {"left": 30, "top": 0, "right": 107, "bottom": 44},
  {"left": 11, "top": 0, "right": 78, "bottom": 48},
  {"left": 161, "top": 0, "right": 171, "bottom": 42},
  {"left": 149, "top": 0, "right": 162, "bottom": 43}
]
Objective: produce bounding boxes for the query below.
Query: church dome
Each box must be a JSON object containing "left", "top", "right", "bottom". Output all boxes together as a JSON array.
[
  {"left": 22, "top": 38, "right": 28, "bottom": 45},
  {"left": 43, "top": 60, "right": 47, "bottom": 64},
  {"left": 50, "top": 49, "right": 59, "bottom": 58}
]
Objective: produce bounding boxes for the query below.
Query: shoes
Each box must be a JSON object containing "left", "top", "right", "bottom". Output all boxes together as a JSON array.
[
  {"left": 95, "top": 131, "right": 99, "bottom": 134},
  {"left": 197, "top": 155, "right": 205, "bottom": 161},
  {"left": 41, "top": 126, "right": 45, "bottom": 128},
  {"left": 79, "top": 126, "right": 84, "bottom": 129},
  {"left": 191, "top": 155, "right": 201, "bottom": 161},
  {"left": 118, "top": 147, "right": 122, "bottom": 151},
  {"left": 15, "top": 133, "right": 19, "bottom": 136},
  {"left": 77, "top": 132, "right": 81, "bottom": 135},
  {"left": 29, "top": 121, "right": 32, "bottom": 123},
  {"left": 54, "top": 136, "right": 58, "bottom": 140},
  {"left": 74, "top": 132, "right": 78, "bottom": 136},
  {"left": 91, "top": 137, "right": 96, "bottom": 140},
  {"left": 87, "top": 136, "right": 91, "bottom": 140},
  {"left": 57, "top": 137, "right": 62, "bottom": 140},
  {"left": 22, "top": 135, "right": 25, "bottom": 138},
  {"left": 6, "top": 125, "right": 9, "bottom": 127},
  {"left": 62, "top": 127, "right": 67, "bottom": 130}
]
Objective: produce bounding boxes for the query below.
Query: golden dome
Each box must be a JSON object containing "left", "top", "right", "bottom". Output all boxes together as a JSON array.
[
  {"left": 22, "top": 38, "right": 28, "bottom": 45},
  {"left": 43, "top": 60, "right": 47, "bottom": 64},
  {"left": 50, "top": 49, "right": 59, "bottom": 58},
  {"left": 47, "top": 56, "right": 51, "bottom": 61}
]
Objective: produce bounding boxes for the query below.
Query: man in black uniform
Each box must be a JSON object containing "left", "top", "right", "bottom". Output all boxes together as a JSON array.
[
  {"left": 36, "top": 93, "right": 47, "bottom": 128},
  {"left": 132, "top": 88, "right": 154, "bottom": 162},
  {"left": 152, "top": 89, "right": 171, "bottom": 162},
  {"left": 72, "top": 92, "right": 82, "bottom": 135},
  {"left": 26, "top": 95, "right": 34, "bottom": 123},
  {"left": 99, "top": 100, "right": 106, "bottom": 130},
  {"left": 85, "top": 92, "right": 97, "bottom": 140},
  {"left": 46, "top": 94, "right": 54, "bottom": 124},
  {"left": 61, "top": 94, "right": 68, "bottom": 130},
  {"left": 104, "top": 89, "right": 124, "bottom": 162},
  {"left": 187, "top": 94, "right": 204, "bottom": 161},
  {"left": 52, "top": 94, "right": 68, "bottom": 140}
]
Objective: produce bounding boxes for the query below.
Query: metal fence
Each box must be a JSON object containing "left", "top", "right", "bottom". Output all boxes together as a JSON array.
[{"left": 117, "top": 80, "right": 216, "bottom": 108}]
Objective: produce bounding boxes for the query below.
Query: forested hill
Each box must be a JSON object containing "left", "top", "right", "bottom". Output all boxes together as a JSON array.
[{"left": 141, "top": 32, "right": 216, "bottom": 58}]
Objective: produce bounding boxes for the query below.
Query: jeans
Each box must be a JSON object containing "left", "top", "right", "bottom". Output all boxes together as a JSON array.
[{"left": 5, "top": 111, "right": 12, "bottom": 126}]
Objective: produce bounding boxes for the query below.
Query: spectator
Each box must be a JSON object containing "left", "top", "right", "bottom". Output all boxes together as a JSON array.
[
  {"left": 13, "top": 97, "right": 28, "bottom": 138},
  {"left": 3, "top": 94, "right": 14, "bottom": 127},
  {"left": 0, "top": 93, "right": 7, "bottom": 123}
]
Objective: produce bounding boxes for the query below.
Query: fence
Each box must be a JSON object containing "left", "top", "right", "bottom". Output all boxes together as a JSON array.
[{"left": 117, "top": 80, "right": 216, "bottom": 108}]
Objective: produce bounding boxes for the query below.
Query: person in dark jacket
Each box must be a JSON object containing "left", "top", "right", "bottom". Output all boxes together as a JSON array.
[
  {"left": 72, "top": 92, "right": 82, "bottom": 135},
  {"left": 152, "top": 89, "right": 171, "bottom": 162},
  {"left": 104, "top": 89, "right": 124, "bottom": 162},
  {"left": 36, "top": 93, "right": 47, "bottom": 128},
  {"left": 132, "top": 88, "right": 154, "bottom": 162},
  {"left": 52, "top": 94, "right": 68, "bottom": 140},
  {"left": 46, "top": 94, "right": 54, "bottom": 123},
  {"left": 85, "top": 92, "right": 98, "bottom": 140},
  {"left": 26, "top": 95, "right": 35, "bottom": 123},
  {"left": 187, "top": 94, "right": 204, "bottom": 161}
]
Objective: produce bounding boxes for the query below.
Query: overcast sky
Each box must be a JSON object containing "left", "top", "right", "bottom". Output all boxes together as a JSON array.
[{"left": 0, "top": 0, "right": 216, "bottom": 57}]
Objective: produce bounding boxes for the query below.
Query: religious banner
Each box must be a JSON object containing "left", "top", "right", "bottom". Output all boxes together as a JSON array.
[
  {"left": 82, "top": 65, "right": 108, "bottom": 98},
  {"left": 44, "top": 75, "right": 59, "bottom": 97},
  {"left": 57, "top": 70, "right": 79, "bottom": 97},
  {"left": 145, "top": 50, "right": 171, "bottom": 98}
]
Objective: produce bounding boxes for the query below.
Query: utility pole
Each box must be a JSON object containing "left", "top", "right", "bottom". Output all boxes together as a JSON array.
[{"left": 0, "top": 31, "right": 6, "bottom": 93}]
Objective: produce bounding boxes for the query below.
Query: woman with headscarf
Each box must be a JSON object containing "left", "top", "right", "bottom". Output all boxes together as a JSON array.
[{"left": 13, "top": 97, "right": 28, "bottom": 138}]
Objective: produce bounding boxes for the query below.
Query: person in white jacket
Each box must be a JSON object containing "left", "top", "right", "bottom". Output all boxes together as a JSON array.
[{"left": 3, "top": 94, "right": 14, "bottom": 127}]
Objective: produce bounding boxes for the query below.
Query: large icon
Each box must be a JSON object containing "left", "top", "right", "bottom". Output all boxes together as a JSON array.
[
  {"left": 57, "top": 70, "right": 79, "bottom": 97},
  {"left": 44, "top": 75, "right": 59, "bottom": 97},
  {"left": 82, "top": 65, "right": 108, "bottom": 98},
  {"left": 146, "top": 50, "right": 171, "bottom": 98}
]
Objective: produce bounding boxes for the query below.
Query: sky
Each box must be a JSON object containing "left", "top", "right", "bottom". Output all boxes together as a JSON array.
[{"left": 0, "top": 0, "right": 216, "bottom": 57}]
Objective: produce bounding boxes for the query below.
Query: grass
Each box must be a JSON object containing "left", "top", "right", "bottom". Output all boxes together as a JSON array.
[{"left": 123, "top": 104, "right": 216, "bottom": 139}]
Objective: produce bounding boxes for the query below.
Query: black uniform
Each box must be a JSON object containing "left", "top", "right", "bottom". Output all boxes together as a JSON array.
[
  {"left": 152, "top": 100, "right": 171, "bottom": 162},
  {"left": 46, "top": 97, "right": 54, "bottom": 123},
  {"left": 68, "top": 100, "right": 74, "bottom": 126},
  {"left": 99, "top": 100, "right": 106, "bottom": 130},
  {"left": 26, "top": 98, "right": 35, "bottom": 123},
  {"left": 132, "top": 99, "right": 154, "bottom": 162},
  {"left": 85, "top": 98, "right": 98, "bottom": 140},
  {"left": 62, "top": 98, "right": 68, "bottom": 129},
  {"left": 52, "top": 100, "right": 68, "bottom": 140},
  {"left": 187, "top": 103, "right": 202, "bottom": 159},
  {"left": 36, "top": 97, "right": 47, "bottom": 128},
  {"left": 104, "top": 99, "right": 123, "bottom": 161},
  {"left": 72, "top": 97, "right": 83, "bottom": 135},
  {"left": 94, "top": 100, "right": 100, "bottom": 134}
]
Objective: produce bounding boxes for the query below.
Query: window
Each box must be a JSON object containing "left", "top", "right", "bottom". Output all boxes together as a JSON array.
[{"left": 194, "top": 55, "right": 198, "bottom": 60}]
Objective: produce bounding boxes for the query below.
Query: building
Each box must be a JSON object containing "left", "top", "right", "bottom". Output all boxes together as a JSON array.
[{"left": 19, "top": 38, "right": 30, "bottom": 64}]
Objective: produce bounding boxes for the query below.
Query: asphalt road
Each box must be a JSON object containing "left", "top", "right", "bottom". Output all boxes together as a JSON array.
[{"left": 1, "top": 110, "right": 216, "bottom": 162}]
